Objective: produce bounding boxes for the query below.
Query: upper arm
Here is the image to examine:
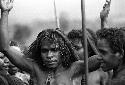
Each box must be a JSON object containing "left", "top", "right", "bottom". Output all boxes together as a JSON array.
[
  {"left": 4, "top": 46, "right": 34, "bottom": 73},
  {"left": 70, "top": 61, "right": 85, "bottom": 78},
  {"left": 71, "top": 55, "right": 101, "bottom": 78},
  {"left": 0, "top": 8, "right": 33, "bottom": 73}
]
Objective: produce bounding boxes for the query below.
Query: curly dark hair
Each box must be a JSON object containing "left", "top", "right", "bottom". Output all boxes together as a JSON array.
[
  {"left": 96, "top": 28, "right": 125, "bottom": 63},
  {"left": 67, "top": 29, "right": 82, "bottom": 40},
  {"left": 96, "top": 28, "right": 125, "bottom": 53},
  {"left": 67, "top": 29, "right": 97, "bottom": 57},
  {"left": 26, "top": 29, "right": 78, "bottom": 70}
]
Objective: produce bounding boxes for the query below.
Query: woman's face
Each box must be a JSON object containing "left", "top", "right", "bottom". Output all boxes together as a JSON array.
[
  {"left": 40, "top": 40, "right": 61, "bottom": 68},
  {"left": 0, "top": 56, "right": 9, "bottom": 71}
]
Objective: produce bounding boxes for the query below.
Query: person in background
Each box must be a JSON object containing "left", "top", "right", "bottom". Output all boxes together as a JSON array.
[
  {"left": 68, "top": 29, "right": 108, "bottom": 85},
  {"left": 8, "top": 63, "right": 30, "bottom": 85},
  {"left": 96, "top": 28, "right": 125, "bottom": 85}
]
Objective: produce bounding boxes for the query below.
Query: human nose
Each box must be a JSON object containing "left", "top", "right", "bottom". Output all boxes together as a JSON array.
[
  {"left": 47, "top": 51, "right": 53, "bottom": 59},
  {"left": 4, "top": 61, "right": 9, "bottom": 66},
  {"left": 0, "top": 59, "right": 4, "bottom": 66},
  {"left": 97, "top": 55, "right": 103, "bottom": 62}
]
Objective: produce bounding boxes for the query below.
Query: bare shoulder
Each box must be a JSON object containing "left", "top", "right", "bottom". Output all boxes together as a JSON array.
[
  {"left": 70, "top": 60, "right": 84, "bottom": 72},
  {"left": 6, "top": 46, "right": 26, "bottom": 57},
  {"left": 4, "top": 46, "right": 35, "bottom": 73},
  {"left": 69, "top": 60, "right": 84, "bottom": 78},
  {"left": 72, "top": 60, "right": 84, "bottom": 67}
]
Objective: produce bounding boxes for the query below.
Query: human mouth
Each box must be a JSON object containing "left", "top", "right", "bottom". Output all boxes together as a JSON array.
[
  {"left": 46, "top": 60, "right": 57, "bottom": 64},
  {"left": 101, "top": 62, "right": 110, "bottom": 69},
  {"left": 3, "top": 66, "right": 8, "bottom": 70},
  {"left": 100, "top": 62, "right": 106, "bottom": 68}
]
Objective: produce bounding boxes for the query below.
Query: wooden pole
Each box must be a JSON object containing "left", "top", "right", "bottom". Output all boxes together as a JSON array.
[
  {"left": 53, "top": 0, "right": 60, "bottom": 28},
  {"left": 87, "top": 31, "right": 99, "bottom": 55},
  {"left": 81, "top": 0, "right": 88, "bottom": 85}
]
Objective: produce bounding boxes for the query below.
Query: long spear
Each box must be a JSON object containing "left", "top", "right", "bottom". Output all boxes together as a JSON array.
[
  {"left": 81, "top": 0, "right": 88, "bottom": 85},
  {"left": 87, "top": 31, "right": 99, "bottom": 55},
  {"left": 53, "top": 0, "right": 60, "bottom": 28}
]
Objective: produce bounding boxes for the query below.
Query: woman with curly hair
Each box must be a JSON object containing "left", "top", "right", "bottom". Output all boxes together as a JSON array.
[{"left": 0, "top": 0, "right": 101, "bottom": 85}]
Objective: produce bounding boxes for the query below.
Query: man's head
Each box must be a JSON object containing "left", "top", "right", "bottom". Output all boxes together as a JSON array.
[
  {"left": 67, "top": 29, "right": 97, "bottom": 59},
  {"left": 96, "top": 28, "right": 125, "bottom": 71},
  {"left": 27, "top": 29, "right": 78, "bottom": 70}
]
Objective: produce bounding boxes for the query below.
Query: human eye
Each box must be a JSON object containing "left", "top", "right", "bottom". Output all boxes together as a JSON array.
[
  {"left": 41, "top": 48, "right": 49, "bottom": 53},
  {"left": 51, "top": 48, "right": 58, "bottom": 52},
  {"left": 99, "top": 49, "right": 107, "bottom": 55},
  {"left": 73, "top": 45, "right": 80, "bottom": 51},
  {"left": 0, "top": 56, "right": 4, "bottom": 59}
]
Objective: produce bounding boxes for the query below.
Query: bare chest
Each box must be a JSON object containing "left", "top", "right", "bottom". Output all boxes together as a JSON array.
[{"left": 34, "top": 70, "right": 74, "bottom": 85}]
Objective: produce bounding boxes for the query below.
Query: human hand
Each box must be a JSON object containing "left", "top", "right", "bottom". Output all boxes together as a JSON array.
[
  {"left": 100, "top": 0, "right": 111, "bottom": 19},
  {"left": 0, "top": 0, "right": 14, "bottom": 12}
]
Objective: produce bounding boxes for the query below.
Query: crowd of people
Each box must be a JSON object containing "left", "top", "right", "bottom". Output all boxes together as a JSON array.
[{"left": 0, "top": 0, "right": 124, "bottom": 85}]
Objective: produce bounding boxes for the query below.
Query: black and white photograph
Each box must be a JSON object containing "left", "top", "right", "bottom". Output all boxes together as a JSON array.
[{"left": 0, "top": 0, "right": 125, "bottom": 85}]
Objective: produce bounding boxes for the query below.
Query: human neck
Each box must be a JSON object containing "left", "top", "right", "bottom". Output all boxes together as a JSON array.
[
  {"left": 45, "top": 64, "right": 64, "bottom": 74},
  {"left": 46, "top": 68, "right": 57, "bottom": 73},
  {"left": 113, "top": 61, "right": 124, "bottom": 78}
]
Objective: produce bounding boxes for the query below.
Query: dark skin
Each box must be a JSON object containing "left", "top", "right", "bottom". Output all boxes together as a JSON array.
[
  {"left": 0, "top": 0, "right": 98, "bottom": 85},
  {"left": 97, "top": 35, "right": 125, "bottom": 85},
  {"left": 68, "top": 30, "right": 107, "bottom": 85}
]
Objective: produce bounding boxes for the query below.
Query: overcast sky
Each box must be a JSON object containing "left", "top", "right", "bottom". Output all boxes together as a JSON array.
[{"left": 8, "top": 0, "right": 125, "bottom": 24}]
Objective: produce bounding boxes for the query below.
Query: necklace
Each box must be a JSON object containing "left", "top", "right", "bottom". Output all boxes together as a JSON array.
[{"left": 46, "top": 72, "right": 54, "bottom": 85}]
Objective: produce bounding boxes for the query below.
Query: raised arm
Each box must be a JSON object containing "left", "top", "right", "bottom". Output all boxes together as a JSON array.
[
  {"left": 71, "top": 55, "right": 101, "bottom": 78},
  {"left": 0, "top": 0, "right": 13, "bottom": 50},
  {"left": 100, "top": 0, "right": 111, "bottom": 29},
  {"left": 0, "top": 0, "right": 33, "bottom": 73}
]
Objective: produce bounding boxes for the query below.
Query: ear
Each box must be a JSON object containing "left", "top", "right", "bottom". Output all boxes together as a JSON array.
[
  {"left": 121, "top": 49, "right": 124, "bottom": 57},
  {"left": 115, "top": 49, "right": 124, "bottom": 59}
]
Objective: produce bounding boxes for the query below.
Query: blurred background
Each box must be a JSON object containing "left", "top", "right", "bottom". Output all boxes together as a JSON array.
[{"left": 2, "top": 0, "right": 125, "bottom": 47}]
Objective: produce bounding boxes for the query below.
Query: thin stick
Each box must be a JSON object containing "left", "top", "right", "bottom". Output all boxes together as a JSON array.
[
  {"left": 81, "top": 0, "right": 88, "bottom": 85},
  {"left": 53, "top": 0, "right": 60, "bottom": 28},
  {"left": 87, "top": 31, "right": 99, "bottom": 55}
]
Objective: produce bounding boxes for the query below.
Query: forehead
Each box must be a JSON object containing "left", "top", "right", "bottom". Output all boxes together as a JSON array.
[
  {"left": 41, "top": 40, "right": 59, "bottom": 48},
  {"left": 97, "top": 39, "right": 109, "bottom": 46},
  {"left": 72, "top": 38, "right": 81, "bottom": 43},
  {"left": 97, "top": 39, "right": 111, "bottom": 51}
]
